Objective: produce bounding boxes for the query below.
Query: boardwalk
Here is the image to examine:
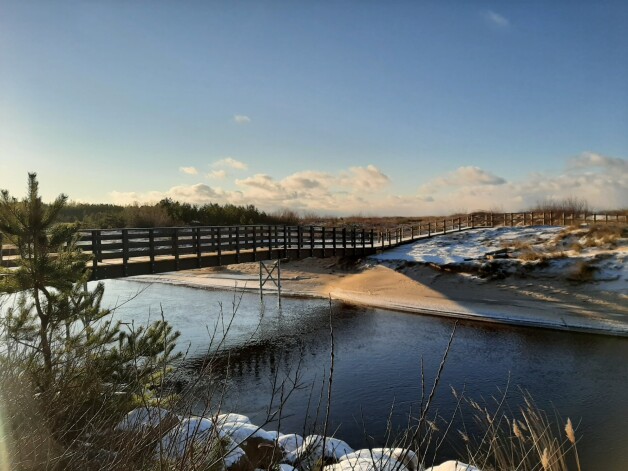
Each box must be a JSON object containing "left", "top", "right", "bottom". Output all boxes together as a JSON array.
[{"left": 1, "top": 211, "right": 624, "bottom": 281}]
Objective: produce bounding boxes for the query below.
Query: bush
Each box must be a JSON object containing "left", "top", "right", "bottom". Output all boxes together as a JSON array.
[{"left": 0, "top": 174, "right": 181, "bottom": 470}]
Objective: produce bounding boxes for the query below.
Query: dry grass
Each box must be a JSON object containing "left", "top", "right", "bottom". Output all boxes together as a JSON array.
[{"left": 458, "top": 392, "right": 582, "bottom": 471}]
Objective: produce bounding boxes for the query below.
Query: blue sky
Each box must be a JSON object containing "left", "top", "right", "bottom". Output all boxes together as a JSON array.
[{"left": 1, "top": 1, "right": 626, "bottom": 214}]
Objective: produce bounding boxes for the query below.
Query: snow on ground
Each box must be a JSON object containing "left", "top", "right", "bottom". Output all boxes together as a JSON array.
[
  {"left": 371, "top": 227, "right": 563, "bottom": 265},
  {"left": 370, "top": 226, "right": 628, "bottom": 294}
]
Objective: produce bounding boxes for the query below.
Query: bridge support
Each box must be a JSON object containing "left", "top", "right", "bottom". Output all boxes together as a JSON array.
[{"left": 259, "top": 260, "right": 281, "bottom": 306}]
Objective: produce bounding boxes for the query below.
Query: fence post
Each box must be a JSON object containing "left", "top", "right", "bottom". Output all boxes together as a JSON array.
[
  {"left": 322, "top": 226, "right": 326, "bottom": 257},
  {"left": 148, "top": 228, "right": 155, "bottom": 273},
  {"left": 362, "top": 229, "right": 366, "bottom": 255},
  {"left": 173, "top": 228, "right": 179, "bottom": 271},
  {"left": 196, "top": 228, "right": 202, "bottom": 268},
  {"left": 310, "top": 226, "right": 315, "bottom": 257},
  {"left": 252, "top": 226, "right": 257, "bottom": 261},
  {"left": 342, "top": 228, "right": 347, "bottom": 254},
  {"left": 215, "top": 227, "right": 221, "bottom": 265},
  {"left": 333, "top": 227, "right": 337, "bottom": 256},
  {"left": 122, "top": 229, "right": 129, "bottom": 277},
  {"left": 90, "top": 230, "right": 97, "bottom": 279},
  {"left": 283, "top": 226, "right": 288, "bottom": 258},
  {"left": 370, "top": 229, "right": 374, "bottom": 249},
  {"left": 352, "top": 228, "right": 357, "bottom": 256},
  {"left": 235, "top": 227, "right": 240, "bottom": 263}
]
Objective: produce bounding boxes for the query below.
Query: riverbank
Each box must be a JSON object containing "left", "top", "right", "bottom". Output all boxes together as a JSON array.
[{"left": 132, "top": 255, "right": 628, "bottom": 337}]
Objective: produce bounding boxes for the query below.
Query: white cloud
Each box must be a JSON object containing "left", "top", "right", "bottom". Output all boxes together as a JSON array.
[
  {"left": 419, "top": 166, "right": 506, "bottom": 194},
  {"left": 179, "top": 166, "right": 198, "bottom": 175},
  {"left": 207, "top": 170, "right": 227, "bottom": 180},
  {"left": 339, "top": 165, "right": 391, "bottom": 191},
  {"left": 568, "top": 151, "right": 628, "bottom": 172},
  {"left": 415, "top": 154, "right": 627, "bottom": 214},
  {"left": 213, "top": 157, "right": 248, "bottom": 170},
  {"left": 110, "top": 183, "right": 233, "bottom": 206},
  {"left": 484, "top": 10, "right": 510, "bottom": 28},
  {"left": 109, "top": 154, "right": 627, "bottom": 215},
  {"left": 233, "top": 115, "right": 251, "bottom": 124}
]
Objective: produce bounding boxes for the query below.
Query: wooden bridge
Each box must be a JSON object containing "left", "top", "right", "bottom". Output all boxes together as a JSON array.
[{"left": 0, "top": 211, "right": 625, "bottom": 281}]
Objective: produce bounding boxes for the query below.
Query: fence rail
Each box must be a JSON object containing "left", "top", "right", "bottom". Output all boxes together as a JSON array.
[{"left": 0, "top": 211, "right": 625, "bottom": 280}]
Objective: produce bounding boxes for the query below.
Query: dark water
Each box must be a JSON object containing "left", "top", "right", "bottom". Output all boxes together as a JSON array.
[{"left": 102, "top": 280, "right": 628, "bottom": 469}]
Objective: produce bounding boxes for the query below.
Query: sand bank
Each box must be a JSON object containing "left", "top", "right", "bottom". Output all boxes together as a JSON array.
[{"left": 132, "top": 256, "right": 628, "bottom": 337}]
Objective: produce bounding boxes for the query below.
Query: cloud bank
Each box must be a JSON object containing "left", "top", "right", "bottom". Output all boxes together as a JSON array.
[{"left": 110, "top": 153, "right": 626, "bottom": 215}]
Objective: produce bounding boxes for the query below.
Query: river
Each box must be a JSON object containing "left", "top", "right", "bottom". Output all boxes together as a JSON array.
[{"left": 102, "top": 279, "right": 628, "bottom": 469}]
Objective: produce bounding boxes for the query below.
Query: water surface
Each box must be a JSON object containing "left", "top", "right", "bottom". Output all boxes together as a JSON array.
[{"left": 102, "top": 279, "right": 628, "bottom": 469}]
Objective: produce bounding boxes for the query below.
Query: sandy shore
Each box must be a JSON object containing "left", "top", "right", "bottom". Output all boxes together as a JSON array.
[{"left": 132, "top": 257, "right": 628, "bottom": 337}]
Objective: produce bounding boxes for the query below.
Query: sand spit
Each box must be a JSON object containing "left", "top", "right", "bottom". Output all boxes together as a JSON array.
[{"left": 132, "top": 254, "right": 628, "bottom": 337}]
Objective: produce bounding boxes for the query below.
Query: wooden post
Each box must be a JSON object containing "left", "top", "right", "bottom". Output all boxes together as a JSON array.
[
  {"left": 216, "top": 227, "right": 222, "bottom": 265},
  {"left": 342, "top": 228, "right": 347, "bottom": 253},
  {"left": 90, "top": 230, "right": 98, "bottom": 279},
  {"left": 310, "top": 226, "right": 315, "bottom": 257},
  {"left": 321, "top": 227, "right": 326, "bottom": 257},
  {"left": 195, "top": 228, "right": 202, "bottom": 268},
  {"left": 235, "top": 226, "right": 240, "bottom": 263},
  {"left": 362, "top": 228, "right": 366, "bottom": 255},
  {"left": 122, "top": 229, "right": 129, "bottom": 277},
  {"left": 173, "top": 228, "right": 179, "bottom": 271},
  {"left": 148, "top": 229, "right": 155, "bottom": 273},
  {"left": 297, "top": 226, "right": 303, "bottom": 258},
  {"left": 283, "top": 226, "right": 288, "bottom": 258},
  {"left": 352, "top": 228, "right": 357, "bottom": 256},
  {"left": 370, "top": 229, "right": 374, "bottom": 249},
  {"left": 252, "top": 226, "right": 257, "bottom": 261},
  {"left": 274, "top": 225, "right": 279, "bottom": 258},
  {"left": 428, "top": 222, "right": 431, "bottom": 237},
  {"left": 333, "top": 227, "right": 337, "bottom": 256}
]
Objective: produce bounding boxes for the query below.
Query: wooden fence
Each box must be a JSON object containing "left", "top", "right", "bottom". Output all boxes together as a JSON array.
[{"left": 0, "top": 211, "right": 625, "bottom": 280}]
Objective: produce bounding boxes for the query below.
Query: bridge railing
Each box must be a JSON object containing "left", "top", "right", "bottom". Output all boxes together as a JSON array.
[
  {"left": 1, "top": 211, "right": 625, "bottom": 276},
  {"left": 70, "top": 225, "right": 377, "bottom": 274}
]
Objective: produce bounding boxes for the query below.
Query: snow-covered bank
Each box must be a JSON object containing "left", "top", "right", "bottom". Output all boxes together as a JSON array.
[
  {"left": 370, "top": 225, "right": 627, "bottom": 293},
  {"left": 116, "top": 407, "right": 478, "bottom": 471}
]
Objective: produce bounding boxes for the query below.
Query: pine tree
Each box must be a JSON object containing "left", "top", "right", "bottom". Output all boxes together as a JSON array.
[{"left": 0, "top": 173, "right": 181, "bottom": 448}]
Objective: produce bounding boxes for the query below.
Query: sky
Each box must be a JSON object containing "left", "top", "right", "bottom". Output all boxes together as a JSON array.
[{"left": 0, "top": 1, "right": 627, "bottom": 215}]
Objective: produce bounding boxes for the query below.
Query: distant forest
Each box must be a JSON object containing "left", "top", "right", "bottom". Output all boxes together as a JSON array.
[{"left": 58, "top": 199, "right": 300, "bottom": 228}]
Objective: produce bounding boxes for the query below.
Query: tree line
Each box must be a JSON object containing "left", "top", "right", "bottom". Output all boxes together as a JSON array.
[{"left": 57, "top": 199, "right": 300, "bottom": 228}]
